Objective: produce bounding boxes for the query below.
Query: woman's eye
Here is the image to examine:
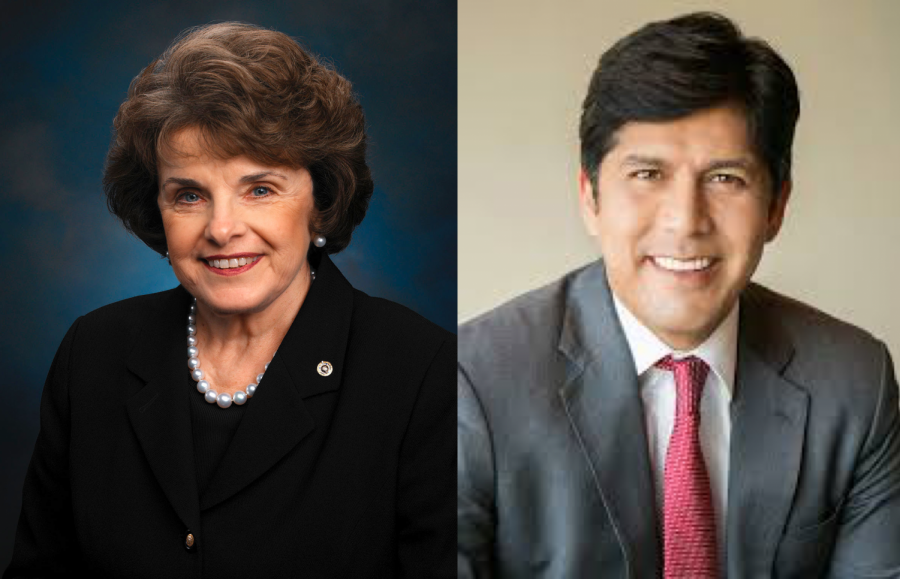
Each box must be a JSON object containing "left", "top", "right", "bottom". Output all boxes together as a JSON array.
[
  {"left": 251, "top": 186, "right": 271, "bottom": 197},
  {"left": 178, "top": 191, "right": 201, "bottom": 203}
]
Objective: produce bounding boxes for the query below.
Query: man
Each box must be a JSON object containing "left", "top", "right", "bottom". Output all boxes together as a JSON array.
[{"left": 457, "top": 12, "right": 900, "bottom": 578}]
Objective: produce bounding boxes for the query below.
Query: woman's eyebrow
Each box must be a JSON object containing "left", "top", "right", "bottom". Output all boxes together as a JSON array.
[
  {"left": 161, "top": 172, "right": 289, "bottom": 189},
  {"left": 161, "top": 176, "right": 202, "bottom": 188},
  {"left": 239, "top": 171, "right": 288, "bottom": 183}
]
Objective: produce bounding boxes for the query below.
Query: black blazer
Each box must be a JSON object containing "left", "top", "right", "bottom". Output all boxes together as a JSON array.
[{"left": 5, "top": 254, "right": 455, "bottom": 578}]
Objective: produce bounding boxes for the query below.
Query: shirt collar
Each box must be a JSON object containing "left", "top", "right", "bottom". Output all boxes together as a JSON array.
[{"left": 612, "top": 294, "right": 739, "bottom": 398}]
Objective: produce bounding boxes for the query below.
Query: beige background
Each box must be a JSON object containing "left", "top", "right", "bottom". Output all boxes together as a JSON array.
[{"left": 458, "top": 1, "right": 900, "bottom": 359}]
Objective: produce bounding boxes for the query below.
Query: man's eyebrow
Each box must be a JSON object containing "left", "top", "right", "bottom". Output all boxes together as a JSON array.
[
  {"left": 621, "top": 154, "right": 667, "bottom": 167},
  {"left": 618, "top": 155, "right": 757, "bottom": 173},
  {"left": 239, "top": 171, "right": 288, "bottom": 183},
  {"left": 704, "top": 158, "right": 754, "bottom": 172}
]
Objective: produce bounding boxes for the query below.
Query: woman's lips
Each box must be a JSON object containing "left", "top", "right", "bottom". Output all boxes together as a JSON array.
[{"left": 202, "top": 255, "right": 262, "bottom": 277}]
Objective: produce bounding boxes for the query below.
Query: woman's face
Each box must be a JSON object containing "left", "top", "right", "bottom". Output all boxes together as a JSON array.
[{"left": 157, "top": 127, "right": 316, "bottom": 315}]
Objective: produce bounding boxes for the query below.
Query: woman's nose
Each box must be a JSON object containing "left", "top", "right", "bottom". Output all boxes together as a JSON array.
[{"left": 204, "top": 198, "right": 247, "bottom": 246}]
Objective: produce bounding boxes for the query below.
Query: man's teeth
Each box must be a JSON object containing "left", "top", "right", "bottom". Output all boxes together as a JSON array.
[
  {"left": 652, "top": 256, "right": 713, "bottom": 272},
  {"left": 209, "top": 256, "right": 259, "bottom": 269}
]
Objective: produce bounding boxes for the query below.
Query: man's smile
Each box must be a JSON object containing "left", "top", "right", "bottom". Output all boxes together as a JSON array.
[{"left": 649, "top": 256, "right": 717, "bottom": 272}]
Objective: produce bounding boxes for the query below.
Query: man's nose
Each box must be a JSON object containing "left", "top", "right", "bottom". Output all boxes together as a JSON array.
[{"left": 659, "top": 177, "right": 713, "bottom": 237}]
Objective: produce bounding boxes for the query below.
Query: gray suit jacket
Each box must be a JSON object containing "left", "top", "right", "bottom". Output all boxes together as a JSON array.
[{"left": 458, "top": 262, "right": 900, "bottom": 578}]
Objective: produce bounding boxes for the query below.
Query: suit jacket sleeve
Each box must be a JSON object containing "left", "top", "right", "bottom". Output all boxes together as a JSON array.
[
  {"left": 396, "top": 335, "right": 456, "bottom": 578},
  {"left": 4, "top": 318, "right": 83, "bottom": 579},
  {"left": 829, "top": 343, "right": 900, "bottom": 578},
  {"left": 457, "top": 364, "right": 496, "bottom": 579}
]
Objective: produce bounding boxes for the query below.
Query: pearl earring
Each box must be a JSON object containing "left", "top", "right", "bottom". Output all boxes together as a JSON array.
[{"left": 313, "top": 235, "right": 326, "bottom": 248}]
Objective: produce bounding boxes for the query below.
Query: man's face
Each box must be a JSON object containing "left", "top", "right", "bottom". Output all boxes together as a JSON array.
[{"left": 579, "top": 104, "right": 790, "bottom": 350}]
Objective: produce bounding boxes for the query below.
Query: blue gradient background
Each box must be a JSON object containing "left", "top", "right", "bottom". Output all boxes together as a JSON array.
[{"left": 0, "top": 0, "right": 456, "bottom": 566}]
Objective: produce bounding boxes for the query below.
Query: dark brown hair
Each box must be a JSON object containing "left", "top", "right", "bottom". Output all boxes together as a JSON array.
[
  {"left": 104, "top": 22, "right": 373, "bottom": 256},
  {"left": 580, "top": 12, "right": 800, "bottom": 197}
]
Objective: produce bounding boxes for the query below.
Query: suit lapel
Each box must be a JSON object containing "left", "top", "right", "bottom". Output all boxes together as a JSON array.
[
  {"left": 558, "top": 263, "right": 662, "bottom": 578},
  {"left": 726, "top": 286, "right": 808, "bottom": 576},
  {"left": 126, "top": 286, "right": 201, "bottom": 532},
  {"left": 200, "top": 253, "right": 353, "bottom": 510}
]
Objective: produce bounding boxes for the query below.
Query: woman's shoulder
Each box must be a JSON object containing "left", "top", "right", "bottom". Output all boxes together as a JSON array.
[
  {"left": 349, "top": 289, "right": 454, "bottom": 351},
  {"left": 81, "top": 286, "right": 185, "bottom": 325},
  {"left": 44, "top": 287, "right": 187, "bottom": 376},
  {"left": 71, "top": 287, "right": 187, "bottom": 347},
  {"left": 343, "top": 290, "right": 454, "bottom": 402}
]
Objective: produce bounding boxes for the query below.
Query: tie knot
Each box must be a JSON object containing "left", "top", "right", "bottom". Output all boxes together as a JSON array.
[{"left": 654, "top": 355, "right": 709, "bottom": 416}]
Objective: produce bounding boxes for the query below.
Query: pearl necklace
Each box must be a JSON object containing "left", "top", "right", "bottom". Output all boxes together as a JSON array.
[
  {"left": 185, "top": 268, "right": 315, "bottom": 409},
  {"left": 186, "top": 298, "right": 267, "bottom": 409}
]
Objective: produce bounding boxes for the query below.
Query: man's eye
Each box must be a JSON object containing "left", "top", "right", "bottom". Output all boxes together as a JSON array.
[
  {"left": 631, "top": 169, "right": 661, "bottom": 180},
  {"left": 251, "top": 186, "right": 271, "bottom": 197},
  {"left": 709, "top": 173, "right": 746, "bottom": 186}
]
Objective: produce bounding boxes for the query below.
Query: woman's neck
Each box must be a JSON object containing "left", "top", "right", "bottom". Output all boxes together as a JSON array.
[{"left": 194, "top": 267, "right": 312, "bottom": 359}]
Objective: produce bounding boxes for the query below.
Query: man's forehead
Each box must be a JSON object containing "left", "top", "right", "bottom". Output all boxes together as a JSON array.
[{"left": 603, "top": 105, "right": 760, "bottom": 168}]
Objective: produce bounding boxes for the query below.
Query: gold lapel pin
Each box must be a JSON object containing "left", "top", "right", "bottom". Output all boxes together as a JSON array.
[{"left": 317, "top": 361, "right": 333, "bottom": 376}]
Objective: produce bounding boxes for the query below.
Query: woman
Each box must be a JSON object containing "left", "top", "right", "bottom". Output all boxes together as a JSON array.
[{"left": 5, "top": 23, "right": 454, "bottom": 578}]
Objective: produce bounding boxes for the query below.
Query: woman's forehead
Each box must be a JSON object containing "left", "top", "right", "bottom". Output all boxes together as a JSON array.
[
  {"left": 157, "top": 126, "right": 298, "bottom": 174},
  {"left": 157, "top": 126, "right": 222, "bottom": 165}
]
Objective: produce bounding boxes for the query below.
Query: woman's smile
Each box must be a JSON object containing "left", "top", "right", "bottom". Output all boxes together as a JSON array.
[{"left": 202, "top": 254, "right": 263, "bottom": 276}]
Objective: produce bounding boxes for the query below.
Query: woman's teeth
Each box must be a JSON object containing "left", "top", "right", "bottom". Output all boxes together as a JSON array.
[{"left": 208, "top": 256, "right": 259, "bottom": 269}]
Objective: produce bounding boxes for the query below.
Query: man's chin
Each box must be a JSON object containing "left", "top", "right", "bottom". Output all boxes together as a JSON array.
[{"left": 644, "top": 310, "right": 722, "bottom": 351}]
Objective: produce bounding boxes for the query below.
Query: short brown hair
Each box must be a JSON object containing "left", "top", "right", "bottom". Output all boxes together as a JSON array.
[{"left": 104, "top": 22, "right": 373, "bottom": 256}]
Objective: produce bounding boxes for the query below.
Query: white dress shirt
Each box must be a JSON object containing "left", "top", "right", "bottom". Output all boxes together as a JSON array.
[{"left": 612, "top": 295, "right": 738, "bottom": 562}]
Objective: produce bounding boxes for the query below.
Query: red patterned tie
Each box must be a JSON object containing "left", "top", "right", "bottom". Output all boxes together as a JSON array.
[{"left": 655, "top": 355, "right": 718, "bottom": 578}]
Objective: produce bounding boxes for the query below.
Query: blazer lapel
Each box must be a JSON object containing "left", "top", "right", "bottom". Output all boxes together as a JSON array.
[
  {"left": 126, "top": 286, "right": 201, "bottom": 532},
  {"left": 558, "top": 263, "right": 662, "bottom": 578},
  {"left": 200, "top": 254, "right": 353, "bottom": 510},
  {"left": 726, "top": 286, "right": 808, "bottom": 576}
]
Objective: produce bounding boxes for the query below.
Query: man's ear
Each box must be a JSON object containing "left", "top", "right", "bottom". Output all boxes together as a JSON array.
[
  {"left": 765, "top": 179, "right": 792, "bottom": 242},
  {"left": 578, "top": 167, "right": 601, "bottom": 237}
]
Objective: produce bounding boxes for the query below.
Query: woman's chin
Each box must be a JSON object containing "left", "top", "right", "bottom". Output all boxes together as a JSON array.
[{"left": 195, "top": 291, "right": 270, "bottom": 316}]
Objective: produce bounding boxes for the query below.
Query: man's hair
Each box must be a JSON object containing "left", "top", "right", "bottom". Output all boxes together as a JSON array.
[
  {"left": 104, "top": 22, "right": 372, "bottom": 256},
  {"left": 580, "top": 12, "right": 800, "bottom": 197}
]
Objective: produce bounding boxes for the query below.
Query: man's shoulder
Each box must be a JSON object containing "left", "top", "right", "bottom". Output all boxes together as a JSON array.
[
  {"left": 459, "top": 267, "right": 585, "bottom": 361},
  {"left": 745, "top": 282, "right": 889, "bottom": 389},
  {"left": 457, "top": 265, "right": 608, "bottom": 394},
  {"left": 746, "top": 282, "right": 882, "bottom": 354}
]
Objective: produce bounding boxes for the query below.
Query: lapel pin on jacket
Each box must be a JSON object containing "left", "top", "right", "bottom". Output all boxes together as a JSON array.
[{"left": 317, "top": 361, "right": 333, "bottom": 376}]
